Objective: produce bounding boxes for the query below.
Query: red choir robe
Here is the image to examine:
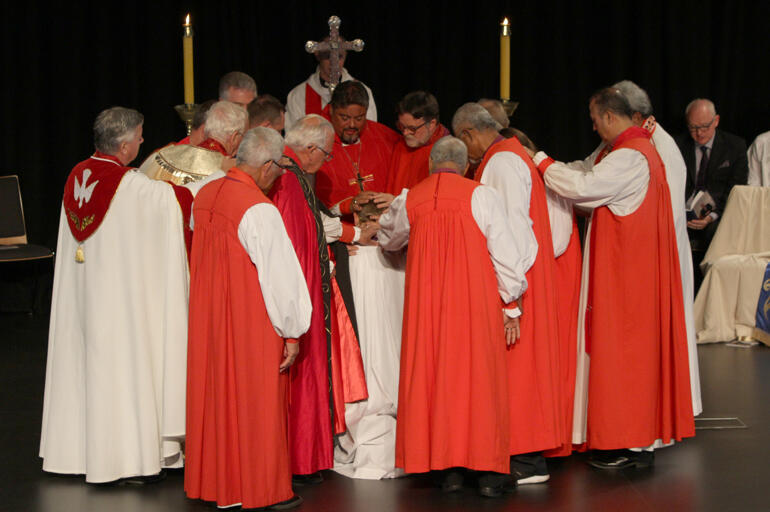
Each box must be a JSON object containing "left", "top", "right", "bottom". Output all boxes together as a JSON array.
[
  {"left": 315, "top": 119, "right": 399, "bottom": 211},
  {"left": 269, "top": 148, "right": 367, "bottom": 475},
  {"left": 385, "top": 124, "right": 450, "bottom": 194},
  {"left": 395, "top": 172, "right": 511, "bottom": 474},
  {"left": 185, "top": 170, "right": 295, "bottom": 509},
  {"left": 476, "top": 137, "right": 563, "bottom": 455},
  {"left": 540, "top": 127, "right": 695, "bottom": 449},
  {"left": 544, "top": 219, "right": 582, "bottom": 457}
]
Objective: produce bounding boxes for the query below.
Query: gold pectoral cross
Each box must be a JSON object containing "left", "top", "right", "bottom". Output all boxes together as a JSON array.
[{"left": 348, "top": 170, "right": 374, "bottom": 192}]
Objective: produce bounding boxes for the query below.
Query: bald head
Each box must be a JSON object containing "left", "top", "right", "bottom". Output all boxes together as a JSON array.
[{"left": 685, "top": 98, "right": 719, "bottom": 145}]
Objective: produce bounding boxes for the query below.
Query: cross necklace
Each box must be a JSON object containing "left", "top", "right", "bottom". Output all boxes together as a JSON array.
[{"left": 343, "top": 140, "right": 374, "bottom": 191}]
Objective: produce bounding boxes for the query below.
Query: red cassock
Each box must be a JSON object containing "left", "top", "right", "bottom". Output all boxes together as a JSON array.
[
  {"left": 476, "top": 137, "right": 563, "bottom": 455},
  {"left": 185, "top": 170, "right": 292, "bottom": 509},
  {"left": 585, "top": 131, "right": 695, "bottom": 448},
  {"left": 315, "top": 121, "right": 399, "bottom": 208},
  {"left": 395, "top": 172, "right": 510, "bottom": 474},
  {"left": 545, "top": 220, "right": 582, "bottom": 457},
  {"left": 269, "top": 148, "right": 367, "bottom": 475},
  {"left": 385, "top": 125, "right": 450, "bottom": 194}
]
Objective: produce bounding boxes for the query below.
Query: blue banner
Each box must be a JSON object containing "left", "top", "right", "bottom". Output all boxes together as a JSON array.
[{"left": 756, "top": 263, "right": 770, "bottom": 335}]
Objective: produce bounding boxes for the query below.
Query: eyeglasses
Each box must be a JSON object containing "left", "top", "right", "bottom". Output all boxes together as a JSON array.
[
  {"left": 688, "top": 117, "right": 716, "bottom": 133},
  {"left": 397, "top": 120, "right": 427, "bottom": 135},
  {"left": 311, "top": 145, "right": 334, "bottom": 162}
]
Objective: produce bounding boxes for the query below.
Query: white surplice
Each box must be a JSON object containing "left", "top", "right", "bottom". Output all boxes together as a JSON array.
[
  {"left": 650, "top": 123, "right": 702, "bottom": 415},
  {"left": 479, "top": 152, "right": 539, "bottom": 272},
  {"left": 285, "top": 66, "right": 377, "bottom": 130},
  {"left": 40, "top": 171, "right": 190, "bottom": 483},
  {"left": 748, "top": 130, "right": 770, "bottom": 186},
  {"left": 332, "top": 244, "right": 406, "bottom": 479}
]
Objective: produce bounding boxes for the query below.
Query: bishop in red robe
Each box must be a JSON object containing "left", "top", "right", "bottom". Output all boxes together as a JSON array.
[
  {"left": 533, "top": 88, "right": 695, "bottom": 469},
  {"left": 386, "top": 91, "right": 451, "bottom": 194},
  {"left": 380, "top": 136, "right": 528, "bottom": 497},
  {"left": 268, "top": 115, "right": 368, "bottom": 481},
  {"left": 454, "top": 103, "right": 562, "bottom": 484},
  {"left": 314, "top": 81, "right": 398, "bottom": 215},
  {"left": 185, "top": 128, "right": 312, "bottom": 510}
]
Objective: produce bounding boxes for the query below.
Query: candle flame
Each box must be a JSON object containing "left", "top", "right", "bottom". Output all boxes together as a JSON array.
[
  {"left": 185, "top": 14, "right": 190, "bottom": 26},
  {"left": 502, "top": 17, "right": 509, "bottom": 25}
]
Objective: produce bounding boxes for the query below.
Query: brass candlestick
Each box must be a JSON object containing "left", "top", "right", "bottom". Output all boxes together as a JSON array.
[
  {"left": 174, "top": 103, "right": 197, "bottom": 135},
  {"left": 501, "top": 99, "right": 519, "bottom": 117}
]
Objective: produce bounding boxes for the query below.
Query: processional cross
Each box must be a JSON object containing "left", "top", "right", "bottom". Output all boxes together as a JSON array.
[{"left": 305, "top": 16, "right": 365, "bottom": 93}]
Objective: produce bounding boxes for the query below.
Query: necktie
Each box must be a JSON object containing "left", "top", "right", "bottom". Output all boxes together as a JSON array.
[{"left": 696, "top": 145, "right": 709, "bottom": 190}]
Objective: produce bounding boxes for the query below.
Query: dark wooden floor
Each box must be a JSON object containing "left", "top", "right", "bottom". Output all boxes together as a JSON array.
[{"left": 2, "top": 311, "right": 768, "bottom": 512}]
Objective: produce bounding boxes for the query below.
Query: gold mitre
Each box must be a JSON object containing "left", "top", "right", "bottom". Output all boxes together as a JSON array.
[{"left": 138, "top": 144, "right": 225, "bottom": 185}]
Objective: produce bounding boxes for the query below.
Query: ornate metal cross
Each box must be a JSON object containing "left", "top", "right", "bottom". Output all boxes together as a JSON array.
[
  {"left": 348, "top": 170, "right": 374, "bottom": 192},
  {"left": 305, "top": 16, "right": 364, "bottom": 94}
]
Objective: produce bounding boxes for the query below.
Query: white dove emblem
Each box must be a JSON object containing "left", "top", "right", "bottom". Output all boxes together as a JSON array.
[{"left": 74, "top": 168, "right": 99, "bottom": 208}]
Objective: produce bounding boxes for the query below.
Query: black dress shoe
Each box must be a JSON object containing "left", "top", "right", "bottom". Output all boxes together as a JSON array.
[
  {"left": 264, "top": 495, "right": 304, "bottom": 510},
  {"left": 588, "top": 449, "right": 654, "bottom": 469},
  {"left": 440, "top": 469, "right": 464, "bottom": 493},
  {"left": 291, "top": 472, "right": 323, "bottom": 486},
  {"left": 477, "top": 472, "right": 516, "bottom": 498},
  {"left": 120, "top": 469, "right": 167, "bottom": 485}
]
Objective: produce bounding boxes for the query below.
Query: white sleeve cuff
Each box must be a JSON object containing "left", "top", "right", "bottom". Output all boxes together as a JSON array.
[
  {"left": 504, "top": 307, "right": 521, "bottom": 318},
  {"left": 533, "top": 151, "right": 549, "bottom": 166}
]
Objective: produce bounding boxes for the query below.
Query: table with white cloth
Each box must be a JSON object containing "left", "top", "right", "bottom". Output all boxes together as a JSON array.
[{"left": 695, "top": 186, "right": 770, "bottom": 346}]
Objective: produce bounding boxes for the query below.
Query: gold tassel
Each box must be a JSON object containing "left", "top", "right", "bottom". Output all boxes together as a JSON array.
[{"left": 75, "top": 245, "right": 85, "bottom": 263}]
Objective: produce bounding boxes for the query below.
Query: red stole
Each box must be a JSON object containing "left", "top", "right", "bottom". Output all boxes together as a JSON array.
[
  {"left": 396, "top": 172, "right": 510, "bottom": 474},
  {"left": 305, "top": 83, "right": 323, "bottom": 116},
  {"left": 586, "top": 128, "right": 694, "bottom": 448},
  {"left": 197, "top": 138, "right": 229, "bottom": 156},
  {"left": 385, "top": 124, "right": 450, "bottom": 194},
  {"left": 62, "top": 152, "right": 130, "bottom": 243},
  {"left": 474, "top": 137, "right": 563, "bottom": 454}
]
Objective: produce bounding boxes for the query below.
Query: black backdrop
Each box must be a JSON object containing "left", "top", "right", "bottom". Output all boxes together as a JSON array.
[{"left": 3, "top": 0, "right": 769, "bottom": 249}]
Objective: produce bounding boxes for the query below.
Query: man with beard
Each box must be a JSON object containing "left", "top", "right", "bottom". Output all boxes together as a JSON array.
[{"left": 315, "top": 81, "right": 405, "bottom": 480}]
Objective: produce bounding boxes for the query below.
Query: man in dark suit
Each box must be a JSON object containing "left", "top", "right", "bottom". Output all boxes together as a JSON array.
[{"left": 675, "top": 98, "right": 749, "bottom": 289}]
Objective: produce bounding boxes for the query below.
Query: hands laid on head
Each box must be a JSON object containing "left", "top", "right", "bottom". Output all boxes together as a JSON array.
[{"left": 351, "top": 191, "right": 378, "bottom": 212}]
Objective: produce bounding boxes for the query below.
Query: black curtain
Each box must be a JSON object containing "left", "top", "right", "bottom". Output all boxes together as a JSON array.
[{"left": 3, "top": 0, "right": 769, "bottom": 249}]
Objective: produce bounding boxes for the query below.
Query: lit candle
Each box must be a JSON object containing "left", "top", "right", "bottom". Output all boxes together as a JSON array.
[
  {"left": 500, "top": 17, "right": 511, "bottom": 100},
  {"left": 183, "top": 14, "right": 194, "bottom": 106}
]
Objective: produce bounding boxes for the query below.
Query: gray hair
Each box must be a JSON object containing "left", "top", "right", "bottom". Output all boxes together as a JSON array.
[
  {"left": 478, "top": 98, "right": 510, "bottom": 128},
  {"left": 236, "top": 127, "right": 284, "bottom": 167},
  {"left": 204, "top": 101, "right": 248, "bottom": 142},
  {"left": 612, "top": 80, "right": 653, "bottom": 117},
  {"left": 430, "top": 136, "right": 468, "bottom": 170},
  {"left": 285, "top": 114, "right": 334, "bottom": 151},
  {"left": 685, "top": 98, "right": 717, "bottom": 117},
  {"left": 219, "top": 71, "right": 258, "bottom": 100},
  {"left": 93, "top": 107, "right": 144, "bottom": 154},
  {"left": 452, "top": 102, "right": 502, "bottom": 134}
]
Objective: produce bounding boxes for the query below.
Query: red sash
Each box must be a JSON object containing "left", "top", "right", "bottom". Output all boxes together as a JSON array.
[
  {"left": 62, "top": 152, "right": 130, "bottom": 242},
  {"left": 305, "top": 83, "right": 324, "bottom": 116}
]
